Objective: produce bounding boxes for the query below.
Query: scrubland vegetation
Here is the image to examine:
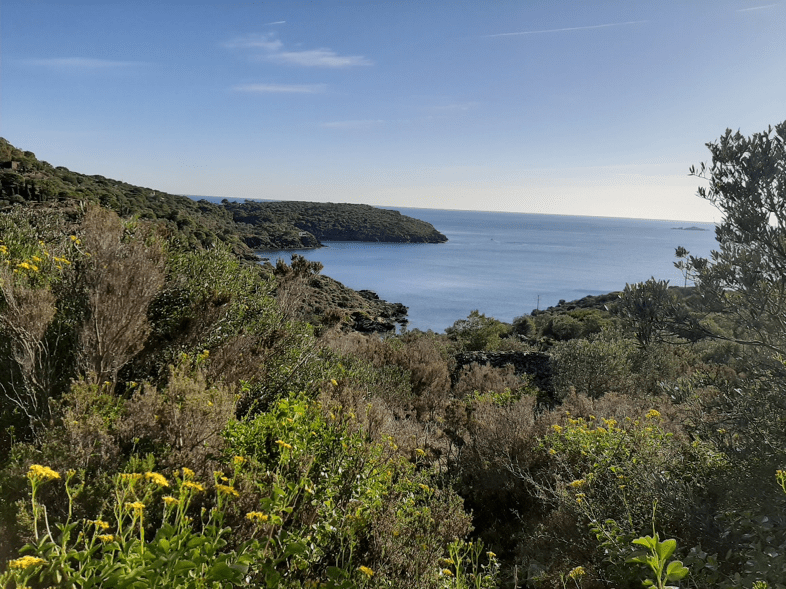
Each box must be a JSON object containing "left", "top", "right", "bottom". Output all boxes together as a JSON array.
[{"left": 2, "top": 122, "right": 786, "bottom": 588}]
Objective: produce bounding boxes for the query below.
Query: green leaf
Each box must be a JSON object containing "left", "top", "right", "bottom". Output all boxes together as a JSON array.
[
  {"left": 656, "top": 538, "right": 677, "bottom": 562},
  {"left": 284, "top": 542, "right": 306, "bottom": 557},
  {"left": 633, "top": 535, "right": 657, "bottom": 549},
  {"left": 327, "top": 566, "right": 348, "bottom": 580},
  {"left": 665, "top": 560, "right": 689, "bottom": 581},
  {"left": 173, "top": 559, "right": 197, "bottom": 574},
  {"left": 206, "top": 561, "right": 243, "bottom": 583},
  {"left": 265, "top": 569, "right": 282, "bottom": 588}
]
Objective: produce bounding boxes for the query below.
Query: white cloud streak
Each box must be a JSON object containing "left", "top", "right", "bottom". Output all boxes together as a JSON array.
[
  {"left": 270, "top": 49, "right": 372, "bottom": 68},
  {"left": 227, "top": 32, "right": 372, "bottom": 68},
  {"left": 233, "top": 83, "right": 326, "bottom": 94},
  {"left": 736, "top": 3, "right": 778, "bottom": 11},
  {"left": 484, "top": 20, "right": 648, "bottom": 37},
  {"left": 224, "top": 34, "right": 283, "bottom": 51}
]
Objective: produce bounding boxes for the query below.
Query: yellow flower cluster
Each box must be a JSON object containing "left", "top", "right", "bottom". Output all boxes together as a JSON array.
[
  {"left": 182, "top": 481, "right": 205, "bottom": 493},
  {"left": 90, "top": 520, "right": 111, "bottom": 530},
  {"left": 181, "top": 467, "right": 195, "bottom": 479},
  {"left": 275, "top": 440, "right": 293, "bottom": 450},
  {"left": 216, "top": 484, "right": 239, "bottom": 497},
  {"left": 646, "top": 409, "right": 661, "bottom": 420},
  {"left": 568, "top": 479, "right": 586, "bottom": 488},
  {"left": 15, "top": 261, "right": 39, "bottom": 273},
  {"left": 27, "top": 464, "right": 60, "bottom": 482},
  {"left": 8, "top": 556, "right": 46, "bottom": 570},
  {"left": 163, "top": 495, "right": 180, "bottom": 506},
  {"left": 125, "top": 501, "right": 146, "bottom": 514},
  {"left": 246, "top": 511, "right": 269, "bottom": 523},
  {"left": 97, "top": 534, "right": 115, "bottom": 543},
  {"left": 232, "top": 455, "right": 246, "bottom": 466},
  {"left": 358, "top": 565, "right": 374, "bottom": 578},
  {"left": 145, "top": 471, "right": 169, "bottom": 487},
  {"left": 568, "top": 565, "right": 586, "bottom": 579}
]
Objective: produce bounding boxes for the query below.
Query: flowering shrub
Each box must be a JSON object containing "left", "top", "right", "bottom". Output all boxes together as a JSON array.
[{"left": 531, "top": 407, "right": 726, "bottom": 586}]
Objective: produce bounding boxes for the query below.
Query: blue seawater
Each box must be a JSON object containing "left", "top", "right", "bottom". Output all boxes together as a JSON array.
[{"left": 250, "top": 207, "right": 719, "bottom": 333}]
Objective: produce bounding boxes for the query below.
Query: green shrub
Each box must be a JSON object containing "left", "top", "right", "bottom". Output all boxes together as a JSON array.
[{"left": 551, "top": 333, "right": 636, "bottom": 400}]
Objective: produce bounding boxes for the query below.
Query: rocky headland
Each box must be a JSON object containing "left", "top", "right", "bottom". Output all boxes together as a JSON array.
[{"left": 223, "top": 199, "right": 448, "bottom": 250}]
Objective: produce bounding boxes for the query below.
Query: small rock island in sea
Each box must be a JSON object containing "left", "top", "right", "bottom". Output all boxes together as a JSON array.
[{"left": 221, "top": 199, "right": 448, "bottom": 250}]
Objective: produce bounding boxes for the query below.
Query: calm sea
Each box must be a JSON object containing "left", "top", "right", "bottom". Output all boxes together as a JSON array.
[{"left": 246, "top": 206, "right": 718, "bottom": 333}]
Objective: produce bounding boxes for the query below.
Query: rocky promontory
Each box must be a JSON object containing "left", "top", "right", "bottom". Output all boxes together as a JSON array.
[{"left": 223, "top": 200, "right": 448, "bottom": 249}]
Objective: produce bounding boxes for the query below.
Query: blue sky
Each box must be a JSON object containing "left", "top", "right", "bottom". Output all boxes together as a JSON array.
[{"left": 1, "top": 0, "right": 784, "bottom": 221}]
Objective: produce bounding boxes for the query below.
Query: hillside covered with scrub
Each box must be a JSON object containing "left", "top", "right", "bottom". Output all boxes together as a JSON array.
[
  {"left": 3, "top": 122, "right": 786, "bottom": 588},
  {"left": 0, "top": 138, "right": 446, "bottom": 254}
]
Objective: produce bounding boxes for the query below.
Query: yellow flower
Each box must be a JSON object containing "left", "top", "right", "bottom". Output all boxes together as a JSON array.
[
  {"left": 441, "top": 568, "right": 454, "bottom": 577},
  {"left": 91, "top": 519, "right": 111, "bottom": 530},
  {"left": 568, "top": 479, "right": 586, "bottom": 489},
  {"left": 145, "top": 472, "right": 169, "bottom": 487},
  {"left": 163, "top": 496, "right": 179, "bottom": 506},
  {"left": 8, "top": 556, "right": 46, "bottom": 570},
  {"left": 331, "top": 379, "right": 339, "bottom": 387},
  {"left": 551, "top": 424, "right": 563, "bottom": 433},
  {"left": 119, "top": 472, "right": 143, "bottom": 483},
  {"left": 415, "top": 448, "right": 426, "bottom": 457},
  {"left": 216, "top": 484, "right": 239, "bottom": 498},
  {"left": 98, "top": 534, "right": 115, "bottom": 543},
  {"left": 181, "top": 467, "right": 195, "bottom": 479},
  {"left": 0, "top": 245, "right": 7, "bottom": 254},
  {"left": 487, "top": 551, "right": 497, "bottom": 559},
  {"left": 182, "top": 481, "right": 205, "bottom": 493},
  {"left": 246, "top": 511, "right": 269, "bottom": 523},
  {"left": 275, "top": 440, "right": 293, "bottom": 450},
  {"left": 358, "top": 565, "right": 374, "bottom": 578},
  {"left": 125, "top": 501, "right": 145, "bottom": 514},
  {"left": 568, "top": 565, "right": 586, "bottom": 579},
  {"left": 28, "top": 464, "right": 60, "bottom": 482},
  {"left": 646, "top": 409, "right": 661, "bottom": 420},
  {"left": 232, "top": 455, "right": 246, "bottom": 466}
]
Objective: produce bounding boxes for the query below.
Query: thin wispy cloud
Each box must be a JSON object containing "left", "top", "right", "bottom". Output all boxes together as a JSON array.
[
  {"left": 226, "top": 32, "right": 372, "bottom": 68},
  {"left": 233, "top": 83, "right": 326, "bottom": 94},
  {"left": 225, "top": 34, "right": 283, "bottom": 51},
  {"left": 21, "top": 57, "right": 147, "bottom": 69},
  {"left": 265, "top": 20, "right": 286, "bottom": 25},
  {"left": 736, "top": 3, "right": 777, "bottom": 11},
  {"left": 271, "top": 49, "right": 372, "bottom": 68},
  {"left": 484, "top": 20, "right": 648, "bottom": 37},
  {"left": 320, "top": 119, "right": 385, "bottom": 129}
]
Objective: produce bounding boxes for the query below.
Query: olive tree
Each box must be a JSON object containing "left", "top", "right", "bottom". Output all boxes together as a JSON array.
[{"left": 685, "top": 122, "right": 786, "bottom": 357}]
